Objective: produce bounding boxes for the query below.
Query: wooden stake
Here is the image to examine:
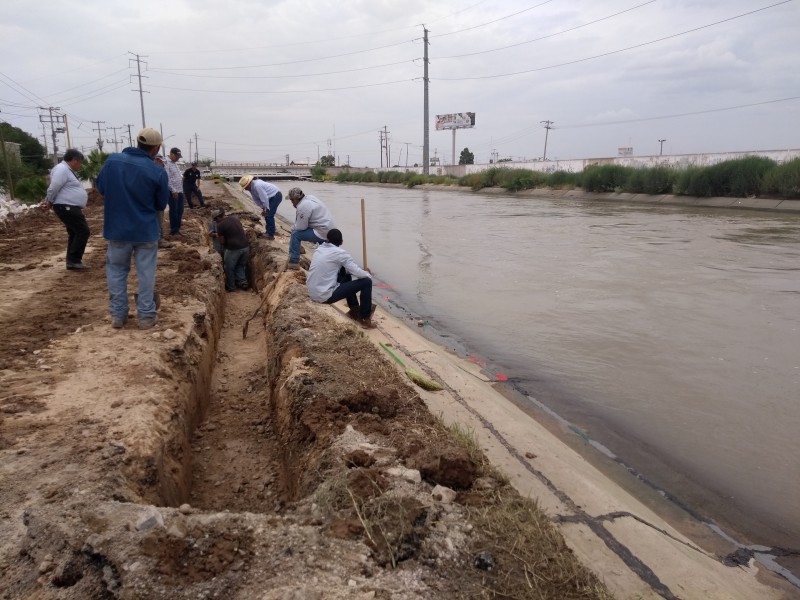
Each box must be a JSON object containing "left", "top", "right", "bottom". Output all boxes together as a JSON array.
[{"left": 360, "top": 197, "right": 368, "bottom": 269}]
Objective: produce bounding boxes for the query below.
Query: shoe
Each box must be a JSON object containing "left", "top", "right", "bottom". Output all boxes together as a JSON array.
[
  {"left": 286, "top": 262, "right": 300, "bottom": 270},
  {"left": 111, "top": 317, "right": 127, "bottom": 329},
  {"left": 66, "top": 262, "right": 90, "bottom": 270},
  {"left": 370, "top": 303, "right": 377, "bottom": 318},
  {"left": 346, "top": 308, "right": 359, "bottom": 320},
  {"left": 238, "top": 282, "right": 250, "bottom": 290},
  {"left": 357, "top": 317, "right": 377, "bottom": 330},
  {"left": 138, "top": 316, "right": 158, "bottom": 330}
]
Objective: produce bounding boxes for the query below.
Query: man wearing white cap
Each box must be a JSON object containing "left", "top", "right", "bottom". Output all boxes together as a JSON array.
[{"left": 96, "top": 127, "right": 170, "bottom": 329}]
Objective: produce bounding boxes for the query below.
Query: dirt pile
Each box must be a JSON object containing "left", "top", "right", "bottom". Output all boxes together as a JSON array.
[{"left": 0, "top": 181, "right": 612, "bottom": 599}]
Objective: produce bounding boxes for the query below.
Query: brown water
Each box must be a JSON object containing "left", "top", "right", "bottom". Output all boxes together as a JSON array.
[{"left": 277, "top": 183, "right": 800, "bottom": 549}]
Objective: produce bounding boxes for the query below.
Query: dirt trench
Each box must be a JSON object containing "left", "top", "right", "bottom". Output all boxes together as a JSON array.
[{"left": 0, "top": 183, "right": 613, "bottom": 600}]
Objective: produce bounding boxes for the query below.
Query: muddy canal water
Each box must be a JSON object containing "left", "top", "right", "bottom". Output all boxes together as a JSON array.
[{"left": 277, "top": 183, "right": 800, "bottom": 548}]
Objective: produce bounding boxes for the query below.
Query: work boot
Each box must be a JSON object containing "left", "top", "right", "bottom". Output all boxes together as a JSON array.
[
  {"left": 138, "top": 316, "right": 158, "bottom": 330},
  {"left": 111, "top": 317, "right": 127, "bottom": 329},
  {"left": 66, "top": 262, "right": 90, "bottom": 270},
  {"left": 346, "top": 308, "right": 359, "bottom": 320},
  {"left": 286, "top": 262, "right": 300, "bottom": 270},
  {"left": 357, "top": 317, "right": 377, "bottom": 330}
]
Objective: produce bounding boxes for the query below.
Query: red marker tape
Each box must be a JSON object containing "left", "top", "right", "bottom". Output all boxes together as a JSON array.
[
  {"left": 495, "top": 374, "right": 508, "bottom": 381},
  {"left": 467, "top": 355, "right": 486, "bottom": 366}
]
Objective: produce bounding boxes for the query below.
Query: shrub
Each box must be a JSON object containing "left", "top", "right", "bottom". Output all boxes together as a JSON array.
[
  {"left": 764, "top": 158, "right": 800, "bottom": 199},
  {"left": 704, "top": 156, "right": 775, "bottom": 197},
  {"left": 546, "top": 170, "right": 579, "bottom": 189},
  {"left": 675, "top": 166, "right": 713, "bottom": 197},
  {"left": 310, "top": 164, "right": 326, "bottom": 180},
  {"left": 14, "top": 176, "right": 48, "bottom": 204},
  {"left": 581, "top": 164, "right": 634, "bottom": 192}
]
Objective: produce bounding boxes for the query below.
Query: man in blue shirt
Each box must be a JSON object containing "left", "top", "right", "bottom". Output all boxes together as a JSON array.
[{"left": 96, "top": 127, "right": 169, "bottom": 330}]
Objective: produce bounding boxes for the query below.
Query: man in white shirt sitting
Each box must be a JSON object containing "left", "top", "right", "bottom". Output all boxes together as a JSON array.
[{"left": 306, "top": 229, "right": 376, "bottom": 329}]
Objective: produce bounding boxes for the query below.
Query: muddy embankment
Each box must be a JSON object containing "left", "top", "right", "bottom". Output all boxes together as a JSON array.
[{"left": 0, "top": 183, "right": 612, "bottom": 599}]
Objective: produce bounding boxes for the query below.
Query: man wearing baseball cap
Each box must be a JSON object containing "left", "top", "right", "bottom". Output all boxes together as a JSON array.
[
  {"left": 96, "top": 127, "right": 169, "bottom": 329},
  {"left": 164, "top": 147, "right": 184, "bottom": 238}
]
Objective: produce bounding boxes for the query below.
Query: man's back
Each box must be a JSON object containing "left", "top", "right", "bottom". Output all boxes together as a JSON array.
[
  {"left": 294, "top": 194, "right": 334, "bottom": 236},
  {"left": 97, "top": 148, "right": 169, "bottom": 243},
  {"left": 216, "top": 216, "right": 249, "bottom": 250}
]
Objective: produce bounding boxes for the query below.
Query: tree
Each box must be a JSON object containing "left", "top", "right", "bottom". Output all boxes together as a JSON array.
[
  {"left": 78, "top": 149, "right": 109, "bottom": 187},
  {"left": 459, "top": 147, "right": 474, "bottom": 165},
  {"left": 318, "top": 154, "right": 335, "bottom": 167},
  {"left": 0, "top": 123, "right": 50, "bottom": 194}
]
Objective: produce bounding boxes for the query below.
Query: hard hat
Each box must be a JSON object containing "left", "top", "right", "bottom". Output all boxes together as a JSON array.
[{"left": 238, "top": 175, "right": 254, "bottom": 189}]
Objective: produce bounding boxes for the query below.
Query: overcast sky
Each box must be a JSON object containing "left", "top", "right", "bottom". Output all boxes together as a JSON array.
[{"left": 1, "top": 0, "right": 798, "bottom": 167}]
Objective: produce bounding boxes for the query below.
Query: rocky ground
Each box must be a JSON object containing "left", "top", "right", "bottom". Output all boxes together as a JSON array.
[{"left": 0, "top": 181, "right": 613, "bottom": 599}]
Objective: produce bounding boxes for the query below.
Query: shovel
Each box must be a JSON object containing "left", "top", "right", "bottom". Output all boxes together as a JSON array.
[
  {"left": 379, "top": 342, "right": 443, "bottom": 392},
  {"left": 242, "top": 293, "right": 269, "bottom": 339}
]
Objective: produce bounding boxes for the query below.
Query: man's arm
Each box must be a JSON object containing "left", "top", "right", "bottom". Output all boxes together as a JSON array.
[
  {"left": 44, "top": 165, "right": 66, "bottom": 204},
  {"left": 340, "top": 249, "right": 371, "bottom": 279}
]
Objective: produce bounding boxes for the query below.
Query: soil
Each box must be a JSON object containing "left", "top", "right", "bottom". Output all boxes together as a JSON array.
[{"left": 0, "top": 181, "right": 612, "bottom": 599}]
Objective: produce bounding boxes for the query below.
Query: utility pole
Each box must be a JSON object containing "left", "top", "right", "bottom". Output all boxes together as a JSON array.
[
  {"left": 422, "top": 26, "right": 430, "bottom": 175},
  {"left": 41, "top": 122, "right": 48, "bottom": 155},
  {"left": 91, "top": 120, "right": 106, "bottom": 152},
  {"left": 129, "top": 52, "right": 148, "bottom": 127},
  {"left": 658, "top": 139, "right": 666, "bottom": 156},
  {"left": 405, "top": 142, "right": 410, "bottom": 168},
  {"left": 39, "top": 107, "right": 64, "bottom": 163},
  {"left": 194, "top": 132, "right": 199, "bottom": 162},
  {"left": 107, "top": 125, "right": 122, "bottom": 153},
  {"left": 188, "top": 138, "right": 192, "bottom": 164},
  {"left": 540, "top": 120, "right": 554, "bottom": 161},
  {"left": 125, "top": 124, "right": 134, "bottom": 147},
  {"left": 0, "top": 111, "right": 15, "bottom": 199}
]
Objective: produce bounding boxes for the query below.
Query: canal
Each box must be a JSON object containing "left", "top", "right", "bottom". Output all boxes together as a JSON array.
[{"left": 277, "top": 182, "right": 800, "bottom": 550}]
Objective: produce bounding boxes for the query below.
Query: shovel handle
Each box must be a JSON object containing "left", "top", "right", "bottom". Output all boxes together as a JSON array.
[{"left": 379, "top": 342, "right": 405, "bottom": 367}]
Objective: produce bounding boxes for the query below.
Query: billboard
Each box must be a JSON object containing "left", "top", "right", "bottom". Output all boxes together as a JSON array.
[{"left": 435, "top": 112, "right": 476, "bottom": 131}]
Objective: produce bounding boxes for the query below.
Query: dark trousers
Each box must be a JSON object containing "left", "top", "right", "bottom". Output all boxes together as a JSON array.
[
  {"left": 264, "top": 191, "right": 282, "bottom": 236},
  {"left": 325, "top": 268, "right": 373, "bottom": 318},
  {"left": 52, "top": 204, "right": 90, "bottom": 264},
  {"left": 168, "top": 192, "right": 184, "bottom": 235},
  {"left": 184, "top": 184, "right": 204, "bottom": 208}
]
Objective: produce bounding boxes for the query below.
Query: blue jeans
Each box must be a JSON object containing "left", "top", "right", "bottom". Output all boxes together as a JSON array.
[
  {"left": 325, "top": 276, "right": 373, "bottom": 318},
  {"left": 106, "top": 240, "right": 158, "bottom": 321},
  {"left": 289, "top": 228, "right": 325, "bottom": 263},
  {"left": 168, "top": 192, "right": 184, "bottom": 234},
  {"left": 223, "top": 246, "right": 250, "bottom": 290},
  {"left": 265, "top": 191, "right": 282, "bottom": 236}
]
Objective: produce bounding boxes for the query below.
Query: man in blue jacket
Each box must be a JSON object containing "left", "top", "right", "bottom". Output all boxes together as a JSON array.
[{"left": 97, "top": 127, "right": 170, "bottom": 330}]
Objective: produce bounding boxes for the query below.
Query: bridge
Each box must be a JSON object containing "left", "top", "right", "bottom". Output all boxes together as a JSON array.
[{"left": 209, "top": 163, "right": 312, "bottom": 182}]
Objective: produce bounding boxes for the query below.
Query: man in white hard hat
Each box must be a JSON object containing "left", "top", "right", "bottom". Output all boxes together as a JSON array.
[{"left": 238, "top": 175, "right": 282, "bottom": 240}]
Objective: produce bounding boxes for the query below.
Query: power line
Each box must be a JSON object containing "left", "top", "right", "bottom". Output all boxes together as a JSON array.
[
  {"left": 151, "top": 39, "right": 414, "bottom": 72},
  {"left": 433, "top": 1, "right": 656, "bottom": 59},
  {"left": 432, "top": 0, "right": 557, "bottom": 38},
  {"left": 433, "top": 1, "right": 793, "bottom": 81},
  {"left": 147, "top": 78, "right": 415, "bottom": 95},
  {"left": 150, "top": 59, "right": 418, "bottom": 80},
  {"left": 557, "top": 95, "right": 800, "bottom": 129}
]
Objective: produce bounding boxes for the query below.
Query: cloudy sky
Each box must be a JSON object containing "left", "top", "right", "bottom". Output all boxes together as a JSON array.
[{"left": 1, "top": 0, "right": 797, "bottom": 167}]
